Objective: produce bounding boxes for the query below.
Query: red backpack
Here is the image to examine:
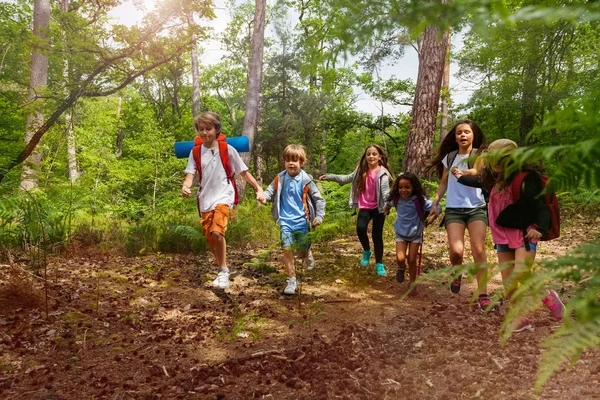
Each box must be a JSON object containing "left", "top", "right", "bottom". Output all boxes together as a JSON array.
[
  {"left": 509, "top": 172, "right": 560, "bottom": 240},
  {"left": 191, "top": 134, "right": 238, "bottom": 217}
]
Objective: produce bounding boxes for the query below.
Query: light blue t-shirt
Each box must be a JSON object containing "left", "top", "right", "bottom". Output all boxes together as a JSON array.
[{"left": 279, "top": 172, "right": 309, "bottom": 230}]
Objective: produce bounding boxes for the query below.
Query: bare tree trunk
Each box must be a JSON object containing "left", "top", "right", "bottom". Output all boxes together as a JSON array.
[
  {"left": 21, "top": 0, "right": 50, "bottom": 190},
  {"left": 238, "top": 0, "right": 266, "bottom": 196},
  {"left": 404, "top": 7, "right": 450, "bottom": 177},
  {"left": 61, "top": 0, "right": 79, "bottom": 184},
  {"left": 519, "top": 60, "right": 537, "bottom": 144},
  {"left": 116, "top": 97, "right": 124, "bottom": 158},
  {"left": 439, "top": 30, "right": 452, "bottom": 145},
  {"left": 320, "top": 130, "right": 327, "bottom": 175},
  {"left": 187, "top": 12, "right": 201, "bottom": 117}
]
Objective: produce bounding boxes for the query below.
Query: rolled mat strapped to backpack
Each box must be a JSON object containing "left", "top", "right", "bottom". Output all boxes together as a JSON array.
[{"left": 173, "top": 136, "right": 250, "bottom": 158}]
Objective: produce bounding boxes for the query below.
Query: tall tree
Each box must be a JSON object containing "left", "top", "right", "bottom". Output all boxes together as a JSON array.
[
  {"left": 21, "top": 0, "right": 50, "bottom": 190},
  {"left": 238, "top": 0, "right": 266, "bottom": 193},
  {"left": 403, "top": 0, "right": 450, "bottom": 176}
]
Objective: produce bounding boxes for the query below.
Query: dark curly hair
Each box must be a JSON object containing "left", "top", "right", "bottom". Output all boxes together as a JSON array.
[{"left": 387, "top": 172, "right": 427, "bottom": 210}]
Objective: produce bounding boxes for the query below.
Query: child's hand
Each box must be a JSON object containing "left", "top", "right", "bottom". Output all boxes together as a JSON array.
[
  {"left": 255, "top": 189, "right": 266, "bottom": 203},
  {"left": 525, "top": 229, "right": 542, "bottom": 240},
  {"left": 319, "top": 175, "right": 328, "bottom": 181},
  {"left": 383, "top": 208, "right": 390, "bottom": 215},
  {"left": 450, "top": 166, "right": 463, "bottom": 179},
  {"left": 426, "top": 208, "right": 439, "bottom": 226},
  {"left": 182, "top": 185, "right": 192, "bottom": 198},
  {"left": 312, "top": 219, "right": 322, "bottom": 227}
]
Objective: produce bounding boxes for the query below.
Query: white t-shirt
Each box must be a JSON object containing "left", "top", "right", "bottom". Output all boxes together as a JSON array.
[
  {"left": 185, "top": 144, "right": 248, "bottom": 212},
  {"left": 442, "top": 153, "right": 486, "bottom": 208}
]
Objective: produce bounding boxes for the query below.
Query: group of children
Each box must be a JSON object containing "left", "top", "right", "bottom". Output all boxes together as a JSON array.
[{"left": 182, "top": 112, "right": 565, "bottom": 331}]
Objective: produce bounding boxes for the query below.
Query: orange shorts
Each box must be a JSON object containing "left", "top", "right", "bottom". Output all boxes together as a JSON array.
[{"left": 201, "top": 204, "right": 230, "bottom": 247}]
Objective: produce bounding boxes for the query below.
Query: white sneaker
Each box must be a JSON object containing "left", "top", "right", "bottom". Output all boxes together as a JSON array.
[
  {"left": 213, "top": 270, "right": 230, "bottom": 289},
  {"left": 304, "top": 251, "right": 315, "bottom": 270},
  {"left": 283, "top": 277, "right": 297, "bottom": 295}
]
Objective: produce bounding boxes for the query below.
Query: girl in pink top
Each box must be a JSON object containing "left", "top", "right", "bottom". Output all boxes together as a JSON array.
[
  {"left": 320, "top": 144, "right": 392, "bottom": 276},
  {"left": 469, "top": 139, "right": 565, "bottom": 332}
]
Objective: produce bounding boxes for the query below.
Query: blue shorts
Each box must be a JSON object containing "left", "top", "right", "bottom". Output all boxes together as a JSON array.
[
  {"left": 280, "top": 224, "right": 311, "bottom": 252},
  {"left": 496, "top": 242, "right": 537, "bottom": 253}
]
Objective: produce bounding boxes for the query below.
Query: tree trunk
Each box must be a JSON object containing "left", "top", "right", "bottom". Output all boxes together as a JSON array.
[
  {"left": 21, "top": 0, "right": 51, "bottom": 190},
  {"left": 519, "top": 60, "right": 538, "bottom": 144},
  {"left": 238, "top": 0, "right": 266, "bottom": 195},
  {"left": 61, "top": 0, "right": 79, "bottom": 184},
  {"left": 404, "top": 12, "right": 450, "bottom": 177},
  {"left": 116, "top": 97, "right": 124, "bottom": 158},
  {"left": 439, "top": 30, "right": 452, "bottom": 145},
  {"left": 187, "top": 12, "right": 201, "bottom": 117},
  {"left": 320, "top": 129, "right": 327, "bottom": 175}
]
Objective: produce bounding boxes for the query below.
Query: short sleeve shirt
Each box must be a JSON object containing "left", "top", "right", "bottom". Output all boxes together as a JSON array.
[
  {"left": 442, "top": 153, "right": 486, "bottom": 208},
  {"left": 185, "top": 144, "right": 248, "bottom": 212}
]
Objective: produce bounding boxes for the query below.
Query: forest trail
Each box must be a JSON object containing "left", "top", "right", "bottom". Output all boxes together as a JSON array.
[{"left": 1, "top": 215, "right": 599, "bottom": 400}]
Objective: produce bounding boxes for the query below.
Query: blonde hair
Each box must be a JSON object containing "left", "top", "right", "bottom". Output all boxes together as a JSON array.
[
  {"left": 487, "top": 138, "right": 517, "bottom": 152},
  {"left": 282, "top": 144, "right": 307, "bottom": 163},
  {"left": 194, "top": 112, "right": 222, "bottom": 134}
]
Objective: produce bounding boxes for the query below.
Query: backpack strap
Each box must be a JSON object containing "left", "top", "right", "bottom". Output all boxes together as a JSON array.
[
  {"left": 509, "top": 172, "right": 528, "bottom": 202},
  {"left": 191, "top": 137, "right": 238, "bottom": 219},
  {"left": 413, "top": 198, "right": 425, "bottom": 222},
  {"left": 447, "top": 148, "right": 476, "bottom": 170}
]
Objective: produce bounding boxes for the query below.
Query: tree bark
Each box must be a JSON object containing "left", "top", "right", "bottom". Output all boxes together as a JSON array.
[
  {"left": 404, "top": 13, "right": 450, "bottom": 177},
  {"left": 187, "top": 12, "right": 201, "bottom": 117},
  {"left": 439, "top": 30, "right": 452, "bottom": 145},
  {"left": 21, "top": 0, "right": 51, "bottom": 190},
  {"left": 238, "top": 0, "right": 266, "bottom": 195}
]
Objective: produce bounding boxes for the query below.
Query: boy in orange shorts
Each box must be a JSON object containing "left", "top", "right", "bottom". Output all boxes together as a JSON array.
[{"left": 182, "top": 112, "right": 265, "bottom": 289}]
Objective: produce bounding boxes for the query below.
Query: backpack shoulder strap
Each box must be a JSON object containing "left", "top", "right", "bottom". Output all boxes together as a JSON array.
[
  {"left": 509, "top": 171, "right": 530, "bottom": 202},
  {"left": 413, "top": 198, "right": 425, "bottom": 222},
  {"left": 302, "top": 183, "right": 311, "bottom": 220},
  {"left": 446, "top": 150, "right": 458, "bottom": 169},
  {"left": 274, "top": 175, "right": 279, "bottom": 192}
]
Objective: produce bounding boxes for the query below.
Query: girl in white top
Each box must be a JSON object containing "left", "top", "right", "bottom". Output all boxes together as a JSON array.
[{"left": 426, "top": 120, "right": 492, "bottom": 312}]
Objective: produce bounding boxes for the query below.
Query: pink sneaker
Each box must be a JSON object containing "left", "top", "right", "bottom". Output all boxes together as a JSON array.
[
  {"left": 542, "top": 289, "right": 565, "bottom": 320},
  {"left": 510, "top": 316, "right": 533, "bottom": 333}
]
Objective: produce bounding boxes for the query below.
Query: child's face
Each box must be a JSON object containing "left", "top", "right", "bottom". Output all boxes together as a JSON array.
[
  {"left": 284, "top": 157, "right": 305, "bottom": 177},
  {"left": 398, "top": 179, "right": 413, "bottom": 200},
  {"left": 365, "top": 147, "right": 382, "bottom": 169},
  {"left": 197, "top": 123, "right": 218, "bottom": 145},
  {"left": 455, "top": 123, "right": 474, "bottom": 150}
]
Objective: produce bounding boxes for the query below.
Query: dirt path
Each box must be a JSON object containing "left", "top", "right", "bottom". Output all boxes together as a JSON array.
[{"left": 1, "top": 216, "right": 599, "bottom": 399}]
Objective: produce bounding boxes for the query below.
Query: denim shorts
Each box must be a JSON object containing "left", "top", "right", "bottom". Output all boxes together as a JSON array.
[
  {"left": 444, "top": 207, "right": 488, "bottom": 227},
  {"left": 280, "top": 224, "right": 311, "bottom": 252},
  {"left": 496, "top": 242, "right": 537, "bottom": 253}
]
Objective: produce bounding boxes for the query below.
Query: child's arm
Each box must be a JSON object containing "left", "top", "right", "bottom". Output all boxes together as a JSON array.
[
  {"left": 181, "top": 173, "right": 195, "bottom": 198},
  {"left": 451, "top": 156, "right": 485, "bottom": 179},
  {"left": 262, "top": 178, "right": 276, "bottom": 204},
  {"left": 308, "top": 182, "right": 325, "bottom": 226},
  {"left": 319, "top": 169, "right": 356, "bottom": 185},
  {"left": 427, "top": 167, "right": 449, "bottom": 225},
  {"left": 240, "top": 170, "right": 266, "bottom": 203}
]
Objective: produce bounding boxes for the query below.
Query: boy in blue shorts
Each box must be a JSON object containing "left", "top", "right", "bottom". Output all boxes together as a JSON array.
[{"left": 262, "top": 145, "right": 325, "bottom": 295}]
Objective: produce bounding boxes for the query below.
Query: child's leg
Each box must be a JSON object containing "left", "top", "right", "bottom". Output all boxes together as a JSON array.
[
  {"left": 356, "top": 209, "right": 373, "bottom": 251},
  {"left": 371, "top": 211, "right": 386, "bottom": 264},
  {"left": 407, "top": 242, "right": 420, "bottom": 282},
  {"left": 467, "top": 220, "right": 488, "bottom": 296},
  {"left": 283, "top": 248, "right": 296, "bottom": 278},
  {"left": 498, "top": 250, "right": 517, "bottom": 299},
  {"left": 395, "top": 240, "right": 408, "bottom": 283},
  {"left": 395, "top": 241, "right": 408, "bottom": 269},
  {"left": 202, "top": 205, "right": 230, "bottom": 270},
  {"left": 210, "top": 232, "right": 227, "bottom": 269}
]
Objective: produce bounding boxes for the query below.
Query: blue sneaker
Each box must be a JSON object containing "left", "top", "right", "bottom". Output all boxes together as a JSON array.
[
  {"left": 376, "top": 263, "right": 387, "bottom": 276},
  {"left": 360, "top": 250, "right": 372, "bottom": 266}
]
